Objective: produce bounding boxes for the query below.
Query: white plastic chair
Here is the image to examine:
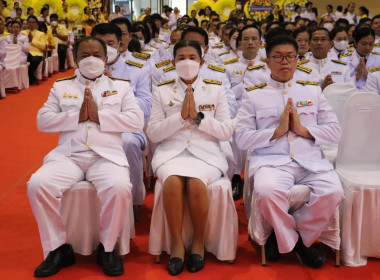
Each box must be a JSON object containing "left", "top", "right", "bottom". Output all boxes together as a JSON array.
[
  {"left": 335, "top": 92, "right": 380, "bottom": 267},
  {"left": 0, "top": 71, "right": 5, "bottom": 98},
  {"left": 3, "top": 44, "right": 21, "bottom": 90},
  {"left": 34, "top": 60, "right": 43, "bottom": 83},
  {"left": 243, "top": 150, "right": 341, "bottom": 266},
  {"left": 66, "top": 49, "right": 75, "bottom": 68},
  {"left": 321, "top": 83, "right": 359, "bottom": 165},
  {"left": 149, "top": 176, "right": 238, "bottom": 262},
  {"left": 60, "top": 181, "right": 135, "bottom": 256},
  {"left": 52, "top": 37, "right": 59, "bottom": 73}
]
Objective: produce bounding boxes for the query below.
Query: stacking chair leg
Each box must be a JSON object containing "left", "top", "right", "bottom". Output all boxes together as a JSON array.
[
  {"left": 261, "top": 245, "right": 267, "bottom": 266},
  {"left": 154, "top": 255, "right": 160, "bottom": 264},
  {"left": 335, "top": 250, "right": 340, "bottom": 267}
]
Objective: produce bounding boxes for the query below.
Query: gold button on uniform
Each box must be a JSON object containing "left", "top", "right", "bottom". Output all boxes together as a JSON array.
[
  {"left": 187, "top": 126, "right": 191, "bottom": 130},
  {"left": 87, "top": 142, "right": 92, "bottom": 147},
  {"left": 187, "top": 140, "right": 190, "bottom": 144},
  {"left": 290, "top": 153, "right": 294, "bottom": 157},
  {"left": 85, "top": 81, "right": 89, "bottom": 85},
  {"left": 276, "top": 83, "right": 280, "bottom": 88},
  {"left": 90, "top": 86, "right": 94, "bottom": 89},
  {"left": 283, "top": 90, "right": 287, "bottom": 95},
  {"left": 288, "top": 82, "right": 292, "bottom": 87},
  {"left": 88, "top": 126, "right": 92, "bottom": 130},
  {"left": 288, "top": 137, "right": 292, "bottom": 142}
]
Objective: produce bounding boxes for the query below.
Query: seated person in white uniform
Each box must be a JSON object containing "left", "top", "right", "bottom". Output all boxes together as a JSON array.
[
  {"left": 146, "top": 40, "right": 234, "bottom": 276},
  {"left": 235, "top": 34, "right": 344, "bottom": 268},
  {"left": 366, "top": 66, "right": 380, "bottom": 94},
  {"left": 27, "top": 37, "right": 144, "bottom": 277},
  {"left": 5, "top": 20, "right": 29, "bottom": 65}
]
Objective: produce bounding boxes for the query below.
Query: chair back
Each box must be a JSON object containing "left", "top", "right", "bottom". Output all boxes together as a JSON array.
[
  {"left": 323, "top": 82, "right": 358, "bottom": 125},
  {"left": 336, "top": 92, "right": 380, "bottom": 171},
  {"left": 4, "top": 44, "right": 21, "bottom": 69},
  {"left": 52, "top": 37, "right": 59, "bottom": 55}
]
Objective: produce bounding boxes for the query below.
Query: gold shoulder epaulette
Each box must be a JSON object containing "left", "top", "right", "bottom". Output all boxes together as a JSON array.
[
  {"left": 125, "top": 60, "right": 143, "bottom": 68},
  {"left": 157, "top": 79, "right": 175, "bottom": 87},
  {"left": 218, "top": 51, "right": 230, "bottom": 56},
  {"left": 154, "top": 38, "right": 163, "bottom": 44},
  {"left": 347, "top": 44, "right": 354, "bottom": 49},
  {"left": 260, "top": 57, "right": 266, "bottom": 62},
  {"left": 143, "top": 49, "right": 153, "bottom": 53},
  {"left": 109, "top": 76, "right": 131, "bottom": 82},
  {"left": 132, "top": 51, "right": 150, "bottom": 60},
  {"left": 150, "top": 44, "right": 159, "bottom": 49},
  {"left": 340, "top": 52, "right": 352, "bottom": 58},
  {"left": 372, "top": 51, "right": 380, "bottom": 55},
  {"left": 369, "top": 66, "right": 380, "bottom": 73},
  {"left": 155, "top": 59, "right": 171, "bottom": 68},
  {"left": 296, "top": 80, "right": 319, "bottom": 86},
  {"left": 374, "top": 42, "right": 380, "bottom": 47},
  {"left": 247, "top": 64, "right": 265, "bottom": 71},
  {"left": 246, "top": 82, "right": 267, "bottom": 92},
  {"left": 165, "top": 45, "right": 170, "bottom": 49},
  {"left": 296, "top": 65, "right": 312, "bottom": 73},
  {"left": 203, "top": 79, "right": 222, "bottom": 85},
  {"left": 297, "top": 59, "right": 310, "bottom": 65},
  {"left": 56, "top": 75, "right": 76, "bottom": 82},
  {"left": 212, "top": 44, "right": 223, "bottom": 49},
  {"left": 331, "top": 59, "right": 347, "bottom": 65},
  {"left": 163, "top": 65, "right": 175, "bottom": 72},
  {"left": 223, "top": 57, "right": 239, "bottom": 65},
  {"left": 208, "top": 64, "right": 226, "bottom": 73},
  {"left": 162, "top": 29, "right": 169, "bottom": 33},
  {"left": 261, "top": 42, "right": 266, "bottom": 48}
]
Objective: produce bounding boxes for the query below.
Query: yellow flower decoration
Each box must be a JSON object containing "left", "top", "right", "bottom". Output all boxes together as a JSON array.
[
  {"left": 214, "top": 0, "right": 235, "bottom": 22},
  {"left": 283, "top": 0, "right": 307, "bottom": 20},
  {"left": 21, "top": 0, "right": 32, "bottom": 15},
  {"left": 32, "top": 0, "right": 64, "bottom": 19},
  {"left": 65, "top": 0, "right": 87, "bottom": 19},
  {"left": 244, "top": 1, "right": 251, "bottom": 19},
  {"left": 247, "top": 0, "right": 273, "bottom": 21},
  {"left": 188, "top": 0, "right": 215, "bottom": 17}
]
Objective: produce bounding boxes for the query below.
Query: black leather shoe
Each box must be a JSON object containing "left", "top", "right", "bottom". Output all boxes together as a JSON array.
[
  {"left": 265, "top": 230, "right": 280, "bottom": 262},
  {"left": 96, "top": 243, "right": 124, "bottom": 276},
  {"left": 294, "top": 236, "right": 326, "bottom": 268},
  {"left": 231, "top": 174, "right": 243, "bottom": 201},
  {"left": 188, "top": 254, "right": 205, "bottom": 273},
  {"left": 167, "top": 257, "right": 184, "bottom": 276},
  {"left": 34, "top": 243, "right": 75, "bottom": 277}
]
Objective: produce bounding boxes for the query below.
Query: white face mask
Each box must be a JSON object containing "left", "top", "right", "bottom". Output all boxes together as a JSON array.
[
  {"left": 175, "top": 59, "right": 200, "bottom": 80},
  {"left": 50, "top": 21, "right": 58, "bottom": 27},
  {"left": 323, "top": 23, "right": 334, "bottom": 32},
  {"left": 78, "top": 56, "right": 105, "bottom": 79},
  {"left": 334, "top": 40, "right": 349, "bottom": 51},
  {"left": 230, "top": 39, "right": 236, "bottom": 50},
  {"left": 236, "top": 4, "right": 242, "bottom": 10},
  {"left": 106, "top": 45, "right": 119, "bottom": 64}
]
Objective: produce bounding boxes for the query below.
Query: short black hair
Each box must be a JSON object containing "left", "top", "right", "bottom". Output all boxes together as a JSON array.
[
  {"left": 310, "top": 27, "right": 330, "bottom": 40},
  {"left": 292, "top": 26, "right": 310, "bottom": 40},
  {"left": 173, "top": 39, "right": 202, "bottom": 59},
  {"left": 266, "top": 34, "right": 298, "bottom": 57},
  {"left": 327, "top": 4, "right": 333, "bottom": 10},
  {"left": 40, "top": 7, "right": 48, "bottom": 14},
  {"left": 266, "top": 27, "right": 290, "bottom": 42},
  {"left": 353, "top": 26, "right": 375, "bottom": 43},
  {"left": 329, "top": 26, "right": 347, "bottom": 40},
  {"left": 91, "top": 23, "right": 122, "bottom": 42},
  {"left": 336, "top": 18, "right": 349, "bottom": 27},
  {"left": 128, "top": 34, "right": 141, "bottom": 53},
  {"left": 237, "top": 24, "right": 262, "bottom": 43},
  {"left": 110, "top": 16, "right": 132, "bottom": 33},
  {"left": 337, "top": 6, "right": 343, "bottom": 12},
  {"left": 11, "top": 20, "right": 21, "bottom": 27},
  {"left": 306, "top": 2, "right": 313, "bottom": 8},
  {"left": 181, "top": 25, "right": 209, "bottom": 46},
  {"left": 27, "top": 15, "right": 38, "bottom": 23},
  {"left": 74, "top": 36, "right": 107, "bottom": 59},
  {"left": 132, "top": 22, "right": 151, "bottom": 44},
  {"left": 371, "top": 15, "right": 380, "bottom": 24},
  {"left": 50, "top": 13, "right": 58, "bottom": 20}
]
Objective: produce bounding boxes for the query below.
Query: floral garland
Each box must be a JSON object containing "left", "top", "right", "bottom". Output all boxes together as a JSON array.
[
  {"left": 65, "top": 0, "right": 87, "bottom": 19},
  {"left": 246, "top": 0, "right": 272, "bottom": 21},
  {"left": 21, "top": 0, "right": 32, "bottom": 14},
  {"left": 32, "top": 0, "right": 64, "bottom": 19},
  {"left": 281, "top": 0, "right": 308, "bottom": 19},
  {"left": 5, "top": 0, "right": 14, "bottom": 12},
  {"left": 188, "top": 0, "right": 216, "bottom": 17},
  {"left": 214, "top": 0, "right": 235, "bottom": 22}
]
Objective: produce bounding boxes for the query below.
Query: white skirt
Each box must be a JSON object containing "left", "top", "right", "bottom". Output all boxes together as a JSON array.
[{"left": 155, "top": 150, "right": 222, "bottom": 186}]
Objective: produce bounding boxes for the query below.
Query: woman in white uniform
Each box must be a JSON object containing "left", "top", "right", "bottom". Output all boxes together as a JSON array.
[{"left": 146, "top": 40, "right": 234, "bottom": 275}]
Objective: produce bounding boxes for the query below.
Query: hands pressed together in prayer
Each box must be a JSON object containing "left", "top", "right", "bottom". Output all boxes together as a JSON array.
[
  {"left": 79, "top": 88, "right": 100, "bottom": 124},
  {"left": 181, "top": 85, "right": 198, "bottom": 120},
  {"left": 271, "top": 98, "right": 314, "bottom": 140}
]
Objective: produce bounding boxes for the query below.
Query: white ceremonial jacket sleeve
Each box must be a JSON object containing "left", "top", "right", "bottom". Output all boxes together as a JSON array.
[{"left": 366, "top": 72, "right": 380, "bottom": 94}]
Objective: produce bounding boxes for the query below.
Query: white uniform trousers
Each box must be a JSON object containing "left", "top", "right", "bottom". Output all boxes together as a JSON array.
[
  {"left": 231, "top": 132, "right": 245, "bottom": 175},
  {"left": 27, "top": 152, "right": 132, "bottom": 255},
  {"left": 252, "top": 161, "right": 344, "bottom": 254},
  {"left": 122, "top": 131, "right": 146, "bottom": 205}
]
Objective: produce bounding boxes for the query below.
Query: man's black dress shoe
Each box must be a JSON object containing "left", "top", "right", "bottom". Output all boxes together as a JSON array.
[
  {"left": 231, "top": 174, "right": 243, "bottom": 201},
  {"left": 34, "top": 243, "right": 75, "bottom": 277},
  {"left": 294, "top": 236, "right": 326, "bottom": 268},
  {"left": 188, "top": 254, "right": 205, "bottom": 273},
  {"left": 96, "top": 243, "right": 124, "bottom": 276},
  {"left": 167, "top": 257, "right": 184, "bottom": 276},
  {"left": 265, "top": 230, "right": 280, "bottom": 262}
]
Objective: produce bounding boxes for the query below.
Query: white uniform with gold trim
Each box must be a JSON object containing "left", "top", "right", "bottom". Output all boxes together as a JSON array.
[
  {"left": 27, "top": 73, "right": 144, "bottom": 254},
  {"left": 366, "top": 66, "right": 380, "bottom": 94},
  {"left": 235, "top": 77, "right": 344, "bottom": 254}
]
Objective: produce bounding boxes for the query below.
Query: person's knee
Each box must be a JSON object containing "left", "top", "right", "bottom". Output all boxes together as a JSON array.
[
  {"left": 122, "top": 135, "right": 141, "bottom": 153},
  {"left": 27, "top": 173, "right": 46, "bottom": 199}
]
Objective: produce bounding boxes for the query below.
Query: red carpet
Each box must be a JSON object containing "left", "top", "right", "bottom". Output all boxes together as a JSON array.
[{"left": 0, "top": 70, "right": 379, "bottom": 279}]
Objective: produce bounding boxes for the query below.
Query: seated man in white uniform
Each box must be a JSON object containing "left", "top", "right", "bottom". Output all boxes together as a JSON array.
[
  {"left": 235, "top": 34, "right": 344, "bottom": 268},
  {"left": 27, "top": 37, "right": 144, "bottom": 277}
]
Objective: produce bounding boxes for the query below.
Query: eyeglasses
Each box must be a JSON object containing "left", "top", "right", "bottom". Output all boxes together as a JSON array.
[{"left": 270, "top": 55, "right": 297, "bottom": 63}]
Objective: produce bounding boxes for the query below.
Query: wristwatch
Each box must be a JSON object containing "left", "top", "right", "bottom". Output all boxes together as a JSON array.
[{"left": 193, "top": 112, "right": 204, "bottom": 124}]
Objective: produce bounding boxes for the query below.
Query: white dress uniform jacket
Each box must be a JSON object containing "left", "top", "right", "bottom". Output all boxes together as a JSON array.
[
  {"left": 366, "top": 67, "right": 380, "bottom": 94},
  {"left": 235, "top": 76, "right": 341, "bottom": 175},
  {"left": 5, "top": 33, "right": 29, "bottom": 64},
  {"left": 38, "top": 73, "right": 144, "bottom": 166},
  {"left": 341, "top": 50, "right": 380, "bottom": 91},
  {"left": 147, "top": 76, "right": 234, "bottom": 176}
]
